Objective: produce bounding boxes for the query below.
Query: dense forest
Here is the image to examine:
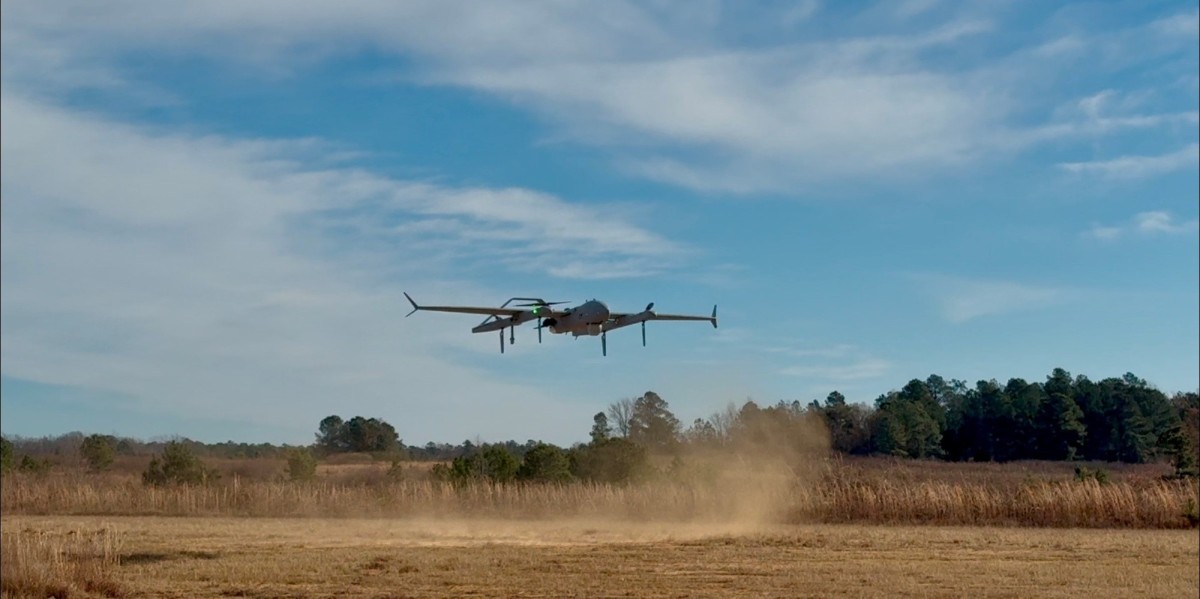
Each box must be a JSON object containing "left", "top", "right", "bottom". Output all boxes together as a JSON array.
[{"left": 3, "top": 368, "right": 1198, "bottom": 482}]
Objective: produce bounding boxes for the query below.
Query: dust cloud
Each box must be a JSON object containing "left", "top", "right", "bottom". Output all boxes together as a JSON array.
[
  {"left": 375, "top": 409, "right": 833, "bottom": 545},
  {"left": 662, "top": 407, "right": 832, "bottom": 534}
]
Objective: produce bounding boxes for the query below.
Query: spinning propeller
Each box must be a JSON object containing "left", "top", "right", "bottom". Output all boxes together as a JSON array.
[{"left": 512, "top": 299, "right": 569, "bottom": 343}]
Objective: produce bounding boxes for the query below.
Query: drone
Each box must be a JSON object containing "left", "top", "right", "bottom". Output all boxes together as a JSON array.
[{"left": 404, "top": 293, "right": 717, "bottom": 356}]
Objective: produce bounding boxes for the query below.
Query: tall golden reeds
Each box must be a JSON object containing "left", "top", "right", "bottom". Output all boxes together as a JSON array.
[
  {"left": 2, "top": 464, "right": 1196, "bottom": 528},
  {"left": 1, "top": 526, "right": 123, "bottom": 598}
]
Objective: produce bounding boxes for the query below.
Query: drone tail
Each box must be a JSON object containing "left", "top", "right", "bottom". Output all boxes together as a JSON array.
[{"left": 404, "top": 292, "right": 420, "bottom": 317}]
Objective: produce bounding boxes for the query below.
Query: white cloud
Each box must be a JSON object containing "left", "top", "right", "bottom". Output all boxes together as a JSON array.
[
  {"left": 0, "top": 0, "right": 1194, "bottom": 223},
  {"left": 1152, "top": 10, "right": 1200, "bottom": 38},
  {"left": 773, "top": 343, "right": 891, "bottom": 383},
  {"left": 1090, "top": 211, "right": 1200, "bottom": 239},
  {"left": 781, "top": 1, "right": 821, "bottom": 27},
  {"left": 911, "top": 275, "right": 1069, "bottom": 323},
  {"left": 1135, "top": 211, "right": 1199, "bottom": 234},
  {"left": 894, "top": 0, "right": 942, "bottom": 19},
  {"left": 0, "top": 93, "right": 686, "bottom": 443},
  {"left": 434, "top": 21, "right": 1004, "bottom": 192},
  {"left": 1058, "top": 144, "right": 1200, "bottom": 179},
  {"left": 776, "top": 344, "right": 859, "bottom": 359},
  {"left": 1085, "top": 224, "right": 1123, "bottom": 241},
  {"left": 1062, "top": 89, "right": 1198, "bottom": 132},
  {"left": 779, "top": 358, "right": 892, "bottom": 382},
  {"left": 7, "top": 2, "right": 1192, "bottom": 193}
]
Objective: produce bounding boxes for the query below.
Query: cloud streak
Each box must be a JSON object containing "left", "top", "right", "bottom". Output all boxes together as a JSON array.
[
  {"left": 911, "top": 275, "right": 1070, "bottom": 324},
  {"left": 5, "top": 2, "right": 1195, "bottom": 193},
  {"left": 779, "top": 358, "right": 892, "bottom": 382},
  {"left": 1058, "top": 144, "right": 1200, "bottom": 179},
  {"left": 1087, "top": 211, "right": 1200, "bottom": 240}
]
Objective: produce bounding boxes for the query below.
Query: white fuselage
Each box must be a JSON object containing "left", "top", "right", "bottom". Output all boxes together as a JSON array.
[{"left": 546, "top": 300, "right": 610, "bottom": 336}]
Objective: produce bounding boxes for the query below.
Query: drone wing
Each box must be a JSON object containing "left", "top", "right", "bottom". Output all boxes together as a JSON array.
[
  {"left": 650, "top": 307, "right": 718, "bottom": 328},
  {"left": 404, "top": 293, "right": 525, "bottom": 318},
  {"left": 608, "top": 305, "right": 718, "bottom": 328}
]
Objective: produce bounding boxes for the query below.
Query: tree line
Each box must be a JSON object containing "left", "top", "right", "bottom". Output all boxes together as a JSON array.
[
  {"left": 3, "top": 368, "right": 1196, "bottom": 484},
  {"left": 805, "top": 370, "right": 1197, "bottom": 476}
]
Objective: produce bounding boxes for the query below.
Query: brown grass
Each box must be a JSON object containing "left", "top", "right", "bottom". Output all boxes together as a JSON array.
[
  {"left": 1, "top": 525, "right": 124, "bottom": 599},
  {"left": 4, "top": 515, "right": 1197, "bottom": 598},
  {"left": 3, "top": 457, "right": 1196, "bottom": 528},
  {"left": 3, "top": 457, "right": 1196, "bottom": 597}
]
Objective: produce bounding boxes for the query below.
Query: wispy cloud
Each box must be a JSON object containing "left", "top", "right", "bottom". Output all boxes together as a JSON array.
[
  {"left": 1136, "top": 211, "right": 1200, "bottom": 235},
  {"left": 769, "top": 343, "right": 860, "bottom": 359},
  {"left": 0, "top": 93, "right": 685, "bottom": 442},
  {"left": 781, "top": 0, "right": 821, "bottom": 26},
  {"left": 1058, "top": 144, "right": 1200, "bottom": 179},
  {"left": 1086, "top": 225, "right": 1124, "bottom": 241},
  {"left": 911, "top": 274, "right": 1070, "bottom": 324},
  {"left": 1059, "top": 89, "right": 1198, "bottom": 133},
  {"left": 1087, "top": 211, "right": 1200, "bottom": 240},
  {"left": 894, "top": 0, "right": 942, "bottom": 19},
  {"left": 773, "top": 343, "right": 891, "bottom": 383},
  {"left": 1152, "top": 9, "right": 1200, "bottom": 38},
  {"left": 779, "top": 358, "right": 892, "bottom": 382},
  {"left": 340, "top": 184, "right": 687, "bottom": 279},
  {"left": 442, "top": 24, "right": 1000, "bottom": 192},
  {"left": 5, "top": 2, "right": 1194, "bottom": 193}
]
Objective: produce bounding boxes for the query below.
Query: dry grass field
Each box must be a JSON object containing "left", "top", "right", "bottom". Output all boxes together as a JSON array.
[
  {"left": 2, "top": 515, "right": 1197, "bottom": 598},
  {"left": 3, "top": 457, "right": 1196, "bottom": 528},
  {"left": 3, "top": 457, "right": 1197, "bottom": 597}
]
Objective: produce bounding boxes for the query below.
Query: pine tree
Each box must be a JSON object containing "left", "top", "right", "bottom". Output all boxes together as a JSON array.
[
  {"left": 1036, "top": 392, "right": 1085, "bottom": 460},
  {"left": 628, "top": 391, "right": 680, "bottom": 451}
]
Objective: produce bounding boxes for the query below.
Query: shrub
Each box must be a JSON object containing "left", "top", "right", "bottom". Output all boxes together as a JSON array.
[
  {"left": 0, "top": 437, "right": 13, "bottom": 474},
  {"left": 143, "top": 441, "right": 217, "bottom": 486},
  {"left": 17, "top": 455, "right": 52, "bottom": 475},
  {"left": 285, "top": 448, "right": 318, "bottom": 482},
  {"left": 1074, "top": 465, "right": 1109, "bottom": 485},
  {"left": 80, "top": 434, "right": 117, "bottom": 472},
  {"left": 437, "top": 446, "right": 521, "bottom": 484},
  {"left": 517, "top": 443, "right": 572, "bottom": 483},
  {"left": 386, "top": 459, "right": 405, "bottom": 482},
  {"left": 569, "top": 438, "right": 647, "bottom": 483}
]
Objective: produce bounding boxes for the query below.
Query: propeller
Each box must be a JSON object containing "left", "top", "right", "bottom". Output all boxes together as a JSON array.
[
  {"left": 519, "top": 301, "right": 569, "bottom": 324},
  {"left": 534, "top": 317, "right": 558, "bottom": 343},
  {"left": 642, "top": 301, "right": 653, "bottom": 347}
]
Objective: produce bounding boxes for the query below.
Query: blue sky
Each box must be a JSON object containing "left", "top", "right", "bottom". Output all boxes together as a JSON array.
[{"left": 2, "top": 1, "right": 1197, "bottom": 446}]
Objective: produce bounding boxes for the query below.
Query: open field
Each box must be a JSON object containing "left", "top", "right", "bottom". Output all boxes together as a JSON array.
[
  {"left": 3, "top": 457, "right": 1196, "bottom": 528},
  {"left": 3, "top": 515, "right": 1198, "bottom": 598},
  {"left": 3, "top": 458, "right": 1196, "bottom": 597}
]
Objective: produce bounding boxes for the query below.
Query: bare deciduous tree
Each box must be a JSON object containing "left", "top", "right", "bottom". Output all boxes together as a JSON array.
[{"left": 606, "top": 397, "right": 634, "bottom": 438}]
